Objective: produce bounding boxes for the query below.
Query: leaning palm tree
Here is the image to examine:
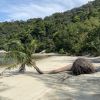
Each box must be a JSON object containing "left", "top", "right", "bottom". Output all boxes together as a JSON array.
[{"left": 2, "top": 37, "right": 43, "bottom": 74}]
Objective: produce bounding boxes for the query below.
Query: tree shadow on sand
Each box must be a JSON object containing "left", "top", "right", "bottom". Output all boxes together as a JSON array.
[
  {"left": 1, "top": 57, "right": 100, "bottom": 100},
  {"left": 24, "top": 71, "right": 100, "bottom": 100},
  {"left": 0, "top": 96, "right": 12, "bottom": 100},
  {"left": 0, "top": 82, "right": 13, "bottom": 93},
  {"left": 1, "top": 69, "right": 100, "bottom": 100}
]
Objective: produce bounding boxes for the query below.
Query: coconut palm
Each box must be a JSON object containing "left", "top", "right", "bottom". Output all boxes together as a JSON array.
[{"left": 2, "top": 34, "right": 43, "bottom": 74}]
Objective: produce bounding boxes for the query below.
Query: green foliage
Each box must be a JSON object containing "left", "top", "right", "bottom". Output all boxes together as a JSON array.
[
  {"left": 59, "top": 48, "right": 65, "bottom": 54},
  {"left": 2, "top": 33, "right": 38, "bottom": 69},
  {"left": 0, "top": 0, "right": 100, "bottom": 56},
  {"left": 85, "top": 26, "right": 100, "bottom": 56},
  {"left": 72, "top": 15, "right": 80, "bottom": 22}
]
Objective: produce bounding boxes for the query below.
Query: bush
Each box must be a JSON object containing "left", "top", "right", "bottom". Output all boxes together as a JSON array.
[{"left": 59, "top": 48, "right": 65, "bottom": 54}]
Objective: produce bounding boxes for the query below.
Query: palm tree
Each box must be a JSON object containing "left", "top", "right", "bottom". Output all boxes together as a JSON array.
[{"left": 2, "top": 34, "right": 43, "bottom": 74}]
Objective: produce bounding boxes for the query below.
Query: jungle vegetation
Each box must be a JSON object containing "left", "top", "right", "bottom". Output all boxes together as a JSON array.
[{"left": 0, "top": 0, "right": 100, "bottom": 56}]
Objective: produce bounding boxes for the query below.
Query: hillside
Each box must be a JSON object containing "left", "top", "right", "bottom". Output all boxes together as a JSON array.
[{"left": 0, "top": 0, "right": 100, "bottom": 56}]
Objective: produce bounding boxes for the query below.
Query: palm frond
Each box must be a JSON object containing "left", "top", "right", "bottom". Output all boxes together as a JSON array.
[
  {"left": 4, "top": 40, "right": 24, "bottom": 51},
  {"left": 29, "top": 39, "right": 37, "bottom": 53},
  {"left": 5, "top": 51, "right": 27, "bottom": 64},
  {"left": 0, "top": 51, "right": 28, "bottom": 71},
  {"left": 1, "top": 38, "right": 39, "bottom": 71}
]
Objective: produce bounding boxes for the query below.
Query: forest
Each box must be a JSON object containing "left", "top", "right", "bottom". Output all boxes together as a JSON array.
[{"left": 0, "top": 0, "right": 100, "bottom": 56}]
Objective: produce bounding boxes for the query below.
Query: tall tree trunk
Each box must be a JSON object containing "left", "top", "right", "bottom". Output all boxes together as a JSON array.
[{"left": 19, "top": 63, "right": 26, "bottom": 73}]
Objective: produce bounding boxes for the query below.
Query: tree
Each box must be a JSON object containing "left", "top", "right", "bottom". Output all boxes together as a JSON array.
[
  {"left": 85, "top": 26, "right": 100, "bottom": 56},
  {"left": 0, "top": 0, "right": 100, "bottom": 56},
  {"left": 2, "top": 33, "right": 43, "bottom": 74}
]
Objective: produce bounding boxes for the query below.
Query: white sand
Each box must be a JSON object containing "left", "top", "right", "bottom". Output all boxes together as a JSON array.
[{"left": 0, "top": 56, "right": 100, "bottom": 100}]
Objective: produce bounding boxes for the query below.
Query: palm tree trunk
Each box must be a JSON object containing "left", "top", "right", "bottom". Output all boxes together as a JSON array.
[
  {"left": 31, "top": 61, "right": 71, "bottom": 74},
  {"left": 19, "top": 63, "right": 26, "bottom": 73},
  {"left": 44, "top": 65, "right": 72, "bottom": 74},
  {"left": 31, "top": 61, "right": 43, "bottom": 74},
  {"left": 33, "top": 65, "right": 44, "bottom": 74}
]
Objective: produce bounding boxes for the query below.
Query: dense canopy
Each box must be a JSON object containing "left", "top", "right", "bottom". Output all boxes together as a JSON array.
[{"left": 0, "top": 0, "right": 100, "bottom": 56}]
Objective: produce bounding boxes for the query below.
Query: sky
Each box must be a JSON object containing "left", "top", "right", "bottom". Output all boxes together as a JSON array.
[{"left": 0, "top": 0, "right": 94, "bottom": 22}]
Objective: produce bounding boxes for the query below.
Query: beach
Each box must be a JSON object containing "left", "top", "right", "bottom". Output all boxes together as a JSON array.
[{"left": 0, "top": 56, "right": 100, "bottom": 100}]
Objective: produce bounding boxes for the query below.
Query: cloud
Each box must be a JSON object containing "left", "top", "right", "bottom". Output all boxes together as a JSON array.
[
  {"left": 1, "top": 2, "right": 65, "bottom": 21},
  {"left": 0, "top": 0, "right": 94, "bottom": 21}
]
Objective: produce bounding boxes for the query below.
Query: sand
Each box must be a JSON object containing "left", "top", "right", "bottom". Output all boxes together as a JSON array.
[{"left": 0, "top": 56, "right": 100, "bottom": 100}]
